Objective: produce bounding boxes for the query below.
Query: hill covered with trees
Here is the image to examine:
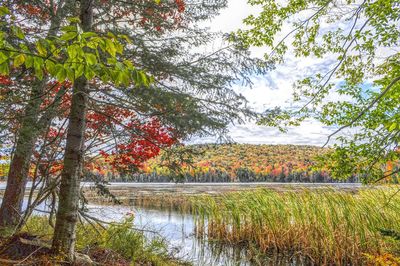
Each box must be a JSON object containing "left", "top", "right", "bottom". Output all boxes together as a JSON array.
[{"left": 101, "top": 144, "right": 359, "bottom": 183}]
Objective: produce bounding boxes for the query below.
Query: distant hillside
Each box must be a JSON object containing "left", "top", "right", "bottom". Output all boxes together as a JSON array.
[{"left": 111, "top": 144, "right": 358, "bottom": 183}]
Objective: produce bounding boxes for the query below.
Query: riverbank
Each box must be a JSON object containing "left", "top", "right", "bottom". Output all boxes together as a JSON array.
[
  {"left": 0, "top": 181, "right": 365, "bottom": 207},
  {"left": 82, "top": 182, "right": 364, "bottom": 204},
  {"left": 0, "top": 215, "right": 190, "bottom": 266}
]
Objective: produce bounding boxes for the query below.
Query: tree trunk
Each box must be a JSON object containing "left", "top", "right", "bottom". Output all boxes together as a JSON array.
[
  {"left": 0, "top": 0, "right": 75, "bottom": 230},
  {"left": 51, "top": 0, "right": 93, "bottom": 259},
  {"left": 0, "top": 80, "right": 45, "bottom": 229}
]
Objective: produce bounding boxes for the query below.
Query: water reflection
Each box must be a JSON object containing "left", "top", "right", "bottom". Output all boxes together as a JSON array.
[
  {"left": 86, "top": 205, "right": 252, "bottom": 265},
  {"left": 86, "top": 204, "right": 310, "bottom": 266}
]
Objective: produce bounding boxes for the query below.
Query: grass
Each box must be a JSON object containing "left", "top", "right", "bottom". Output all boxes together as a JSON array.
[
  {"left": 192, "top": 187, "right": 400, "bottom": 265},
  {"left": 22, "top": 215, "right": 189, "bottom": 266}
]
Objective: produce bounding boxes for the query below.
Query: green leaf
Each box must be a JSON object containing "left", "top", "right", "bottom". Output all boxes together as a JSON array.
[
  {"left": 85, "top": 53, "right": 97, "bottom": 65},
  {"left": 33, "top": 57, "right": 43, "bottom": 70},
  {"left": 84, "top": 66, "right": 95, "bottom": 80},
  {"left": 118, "top": 34, "right": 132, "bottom": 44},
  {"left": 139, "top": 71, "right": 149, "bottom": 86},
  {"left": 33, "top": 57, "right": 44, "bottom": 79},
  {"left": 25, "top": 56, "right": 34, "bottom": 68},
  {"left": 117, "top": 71, "right": 130, "bottom": 86},
  {"left": 0, "top": 52, "right": 8, "bottom": 64},
  {"left": 13, "top": 54, "right": 25, "bottom": 67},
  {"left": 86, "top": 40, "right": 99, "bottom": 49},
  {"left": 56, "top": 65, "right": 67, "bottom": 82},
  {"left": 100, "top": 74, "right": 110, "bottom": 83},
  {"left": 107, "top": 32, "right": 117, "bottom": 39},
  {"left": 11, "top": 26, "right": 25, "bottom": 39},
  {"left": 105, "top": 39, "right": 117, "bottom": 57},
  {"left": 60, "top": 31, "right": 78, "bottom": 41},
  {"left": 19, "top": 43, "right": 29, "bottom": 52},
  {"left": 68, "top": 17, "right": 81, "bottom": 24},
  {"left": 67, "top": 44, "right": 79, "bottom": 59},
  {"left": 115, "top": 42, "right": 124, "bottom": 54},
  {"left": 389, "top": 122, "right": 397, "bottom": 132},
  {"left": 123, "top": 60, "right": 134, "bottom": 68},
  {"left": 66, "top": 67, "right": 75, "bottom": 81},
  {"left": 107, "top": 57, "right": 117, "bottom": 65},
  {"left": 61, "top": 25, "right": 77, "bottom": 32},
  {"left": 81, "top": 32, "right": 97, "bottom": 39},
  {"left": 35, "top": 66, "right": 43, "bottom": 80},
  {"left": 36, "top": 41, "right": 47, "bottom": 56},
  {"left": 0, "top": 62, "right": 9, "bottom": 75},
  {"left": 0, "top": 7, "right": 10, "bottom": 16},
  {"left": 75, "top": 64, "right": 85, "bottom": 78},
  {"left": 45, "top": 60, "right": 56, "bottom": 75}
]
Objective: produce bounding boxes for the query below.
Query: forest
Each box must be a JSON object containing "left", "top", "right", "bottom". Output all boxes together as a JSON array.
[
  {"left": 0, "top": 0, "right": 399, "bottom": 265},
  {"left": 100, "top": 144, "right": 360, "bottom": 183}
]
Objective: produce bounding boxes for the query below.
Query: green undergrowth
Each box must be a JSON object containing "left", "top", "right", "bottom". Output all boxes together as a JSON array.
[{"left": 23, "top": 215, "right": 190, "bottom": 266}]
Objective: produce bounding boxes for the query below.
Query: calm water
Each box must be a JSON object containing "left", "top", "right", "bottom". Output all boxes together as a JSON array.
[
  {"left": 86, "top": 204, "right": 254, "bottom": 266},
  {"left": 86, "top": 203, "right": 316, "bottom": 265}
]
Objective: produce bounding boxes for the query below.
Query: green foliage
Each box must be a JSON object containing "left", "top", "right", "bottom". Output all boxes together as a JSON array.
[
  {"left": 23, "top": 215, "right": 185, "bottom": 265},
  {"left": 0, "top": 7, "right": 148, "bottom": 86},
  {"left": 237, "top": 0, "right": 400, "bottom": 182}
]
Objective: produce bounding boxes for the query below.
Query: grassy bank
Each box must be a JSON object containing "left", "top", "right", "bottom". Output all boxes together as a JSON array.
[
  {"left": 0, "top": 216, "right": 189, "bottom": 266},
  {"left": 193, "top": 187, "right": 400, "bottom": 265}
]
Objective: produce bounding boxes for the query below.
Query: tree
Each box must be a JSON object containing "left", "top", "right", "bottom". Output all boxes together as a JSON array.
[
  {"left": 0, "top": 0, "right": 77, "bottom": 229},
  {"left": 1, "top": 0, "right": 268, "bottom": 259},
  {"left": 236, "top": 0, "right": 400, "bottom": 182},
  {"left": 51, "top": 0, "right": 94, "bottom": 256},
  {"left": 0, "top": 0, "right": 267, "bottom": 232},
  {"left": 0, "top": 2, "right": 148, "bottom": 256}
]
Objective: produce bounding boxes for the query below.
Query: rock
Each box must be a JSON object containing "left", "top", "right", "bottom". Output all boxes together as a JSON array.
[{"left": 74, "top": 252, "right": 95, "bottom": 265}]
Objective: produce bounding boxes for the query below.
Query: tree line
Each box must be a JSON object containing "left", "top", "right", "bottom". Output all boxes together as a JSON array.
[{"left": 88, "top": 144, "right": 360, "bottom": 183}]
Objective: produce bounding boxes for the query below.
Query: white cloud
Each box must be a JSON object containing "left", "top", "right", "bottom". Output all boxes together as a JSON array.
[{"left": 194, "top": 0, "right": 355, "bottom": 146}]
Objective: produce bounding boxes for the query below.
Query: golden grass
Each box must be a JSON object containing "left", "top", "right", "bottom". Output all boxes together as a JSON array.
[{"left": 192, "top": 187, "right": 400, "bottom": 265}]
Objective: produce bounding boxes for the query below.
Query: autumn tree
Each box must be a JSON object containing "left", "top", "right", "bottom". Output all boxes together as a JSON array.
[
  {"left": 0, "top": 0, "right": 267, "bottom": 233},
  {"left": 0, "top": 3, "right": 150, "bottom": 257},
  {"left": 237, "top": 0, "right": 400, "bottom": 182},
  {"left": 0, "top": 0, "right": 267, "bottom": 260},
  {"left": 0, "top": 0, "right": 76, "bottom": 229},
  {"left": 53, "top": 0, "right": 267, "bottom": 258}
]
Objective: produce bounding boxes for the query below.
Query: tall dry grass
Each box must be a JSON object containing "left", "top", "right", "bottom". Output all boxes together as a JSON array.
[{"left": 193, "top": 187, "right": 400, "bottom": 265}]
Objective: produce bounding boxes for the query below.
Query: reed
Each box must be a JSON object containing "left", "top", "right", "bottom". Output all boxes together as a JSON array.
[{"left": 192, "top": 187, "right": 400, "bottom": 265}]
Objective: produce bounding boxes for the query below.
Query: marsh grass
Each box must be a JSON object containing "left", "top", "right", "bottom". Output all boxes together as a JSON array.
[{"left": 192, "top": 187, "right": 400, "bottom": 265}]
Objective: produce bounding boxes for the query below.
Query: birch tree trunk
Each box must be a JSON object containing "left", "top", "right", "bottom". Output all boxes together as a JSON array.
[
  {"left": 51, "top": 0, "right": 93, "bottom": 259},
  {"left": 0, "top": 1, "right": 75, "bottom": 230}
]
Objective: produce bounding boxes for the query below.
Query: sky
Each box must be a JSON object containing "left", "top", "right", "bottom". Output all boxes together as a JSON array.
[{"left": 193, "top": 0, "right": 339, "bottom": 146}]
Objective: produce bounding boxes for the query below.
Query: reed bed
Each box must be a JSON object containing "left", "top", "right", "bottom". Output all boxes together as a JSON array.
[{"left": 192, "top": 187, "right": 400, "bottom": 265}]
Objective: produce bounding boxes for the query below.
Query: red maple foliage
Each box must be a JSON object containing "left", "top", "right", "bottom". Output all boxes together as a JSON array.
[
  {"left": 108, "top": 118, "right": 176, "bottom": 168},
  {"left": 0, "top": 76, "right": 12, "bottom": 86},
  {"left": 5, "top": 0, "right": 184, "bottom": 177}
]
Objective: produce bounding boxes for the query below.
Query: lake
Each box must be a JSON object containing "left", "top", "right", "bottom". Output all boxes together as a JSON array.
[{"left": 0, "top": 182, "right": 365, "bottom": 265}]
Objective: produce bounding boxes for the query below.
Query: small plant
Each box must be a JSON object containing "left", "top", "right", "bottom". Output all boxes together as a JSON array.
[{"left": 22, "top": 215, "right": 187, "bottom": 265}]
